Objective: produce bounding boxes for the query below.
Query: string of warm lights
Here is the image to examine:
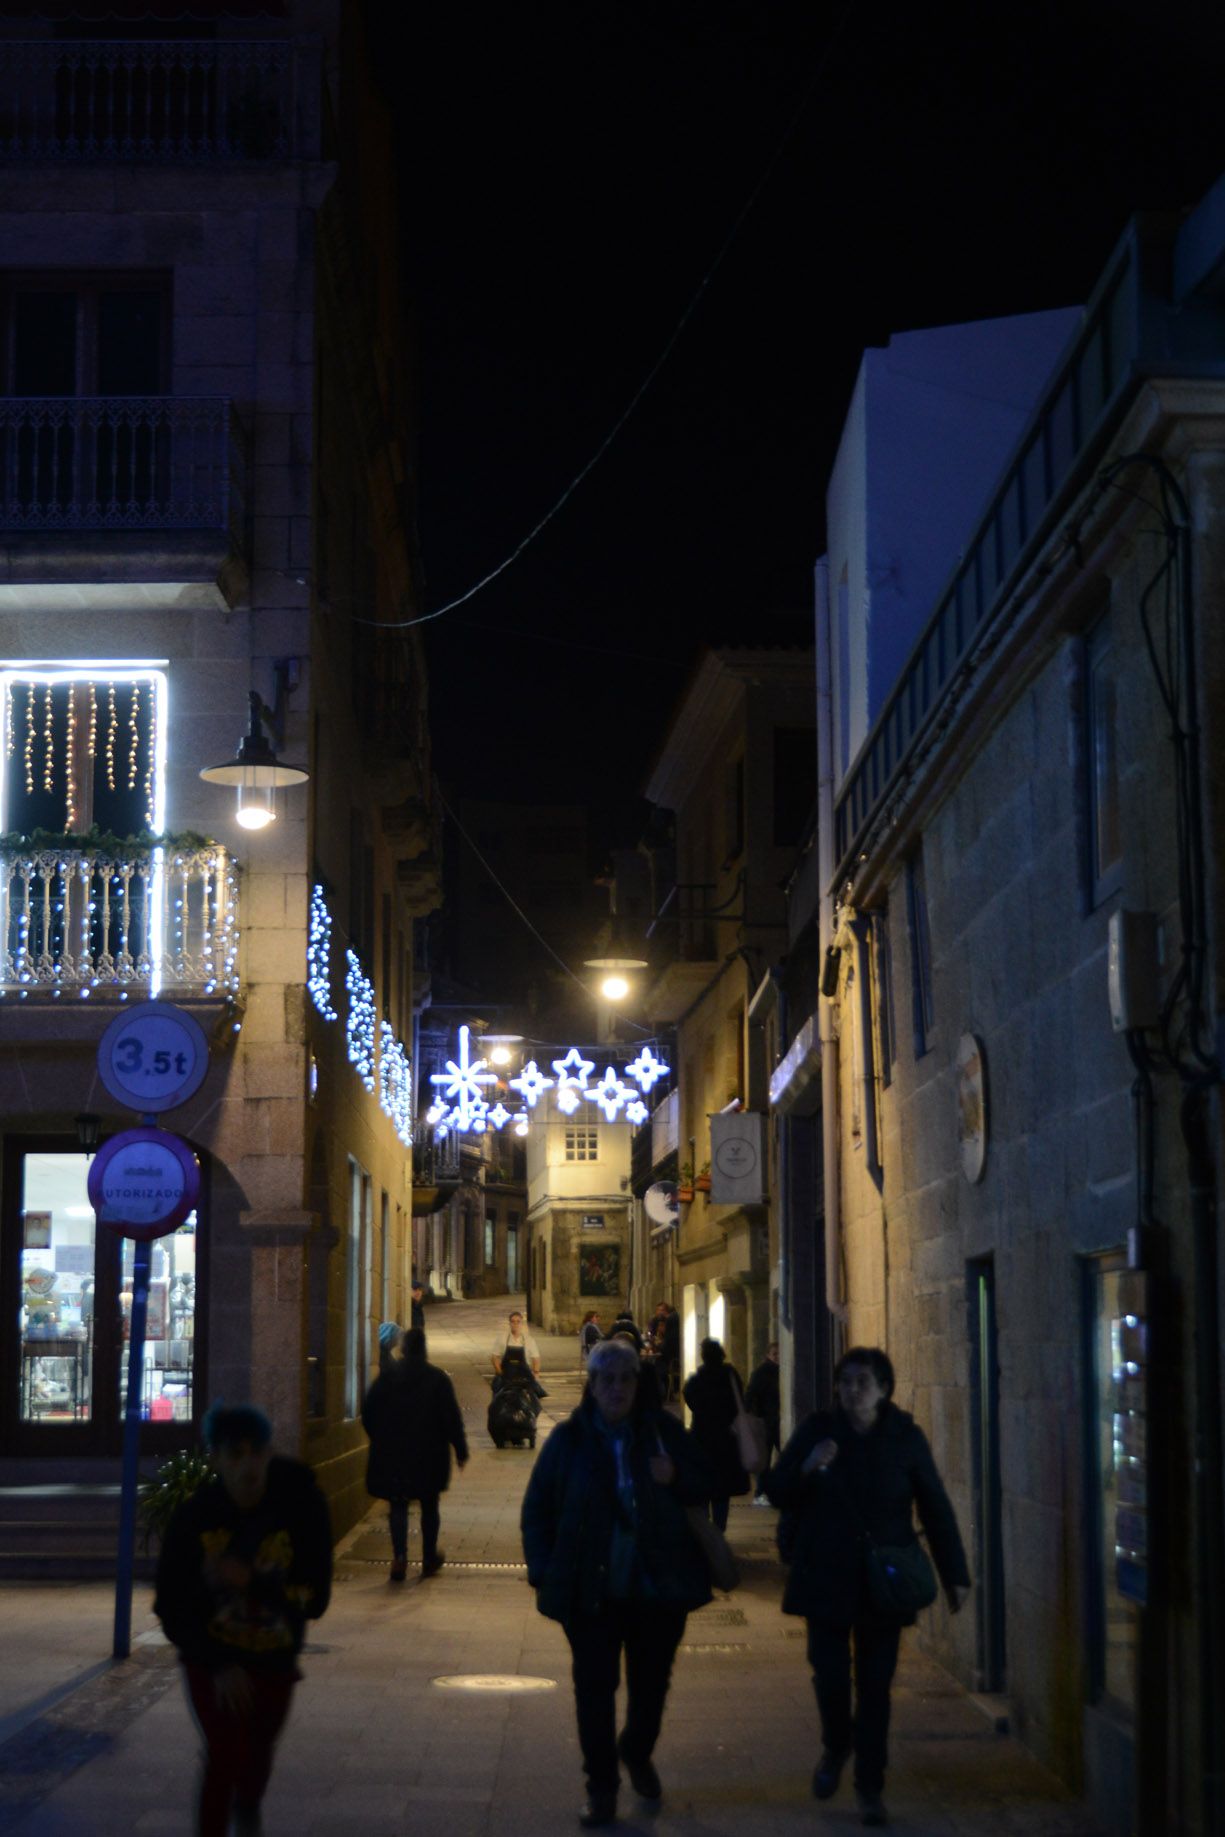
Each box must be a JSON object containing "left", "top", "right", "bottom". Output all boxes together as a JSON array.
[
  {"left": 24, "top": 685, "right": 34, "bottom": 795},
  {"left": 144, "top": 689, "right": 157, "bottom": 830},
  {"left": 42, "top": 683, "right": 53, "bottom": 794},
  {"left": 88, "top": 682, "right": 97, "bottom": 760},
  {"left": 127, "top": 683, "right": 140, "bottom": 791},
  {"left": 3, "top": 682, "right": 11, "bottom": 757},
  {"left": 106, "top": 682, "right": 117, "bottom": 791},
  {"left": 65, "top": 683, "right": 76, "bottom": 831}
]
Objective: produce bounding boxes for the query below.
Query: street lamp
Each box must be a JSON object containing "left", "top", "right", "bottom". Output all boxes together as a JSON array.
[
  {"left": 583, "top": 955, "right": 647, "bottom": 1002},
  {"left": 199, "top": 690, "right": 308, "bottom": 831}
]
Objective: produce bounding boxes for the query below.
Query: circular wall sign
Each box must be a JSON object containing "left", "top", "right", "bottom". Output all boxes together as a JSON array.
[
  {"left": 87, "top": 1127, "right": 201, "bottom": 1241},
  {"left": 97, "top": 1002, "right": 209, "bottom": 1115},
  {"left": 956, "top": 1032, "right": 988, "bottom": 1184}
]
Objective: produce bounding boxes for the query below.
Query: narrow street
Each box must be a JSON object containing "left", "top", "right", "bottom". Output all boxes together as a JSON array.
[{"left": 0, "top": 1298, "right": 1101, "bottom": 1836}]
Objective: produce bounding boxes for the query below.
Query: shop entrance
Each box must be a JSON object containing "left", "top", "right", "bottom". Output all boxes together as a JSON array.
[{"left": 0, "top": 1137, "right": 205, "bottom": 1459}]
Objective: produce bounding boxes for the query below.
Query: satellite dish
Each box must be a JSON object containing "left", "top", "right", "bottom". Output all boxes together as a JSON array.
[{"left": 644, "top": 1181, "right": 679, "bottom": 1228}]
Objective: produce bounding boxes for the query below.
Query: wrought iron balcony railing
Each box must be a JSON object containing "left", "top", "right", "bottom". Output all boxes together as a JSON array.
[
  {"left": 0, "top": 397, "right": 244, "bottom": 537},
  {"left": 0, "top": 843, "right": 239, "bottom": 998},
  {"left": 0, "top": 38, "right": 319, "bottom": 162}
]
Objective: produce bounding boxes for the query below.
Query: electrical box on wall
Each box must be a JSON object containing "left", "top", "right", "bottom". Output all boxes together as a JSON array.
[
  {"left": 1108, "top": 909, "right": 1160, "bottom": 1032},
  {"left": 709, "top": 1111, "right": 765, "bottom": 1206}
]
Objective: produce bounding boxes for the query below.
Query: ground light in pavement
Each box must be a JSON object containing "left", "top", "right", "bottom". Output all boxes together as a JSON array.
[{"left": 432, "top": 1675, "right": 558, "bottom": 1692}]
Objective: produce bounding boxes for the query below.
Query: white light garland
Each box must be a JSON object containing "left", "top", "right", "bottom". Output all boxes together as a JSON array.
[
  {"left": 345, "top": 948, "right": 377, "bottom": 1091},
  {"left": 509, "top": 1059, "right": 555, "bottom": 1107},
  {"left": 626, "top": 1045, "right": 670, "bottom": 1092},
  {"left": 585, "top": 1067, "right": 632, "bottom": 1122},
  {"left": 426, "top": 1033, "right": 671, "bottom": 1140},
  {"left": 379, "top": 1021, "right": 413, "bottom": 1145},
  {"left": 306, "top": 885, "right": 338, "bottom": 1019}
]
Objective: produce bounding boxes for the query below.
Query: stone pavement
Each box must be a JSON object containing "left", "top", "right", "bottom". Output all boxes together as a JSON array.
[{"left": 0, "top": 1296, "right": 1103, "bottom": 1836}]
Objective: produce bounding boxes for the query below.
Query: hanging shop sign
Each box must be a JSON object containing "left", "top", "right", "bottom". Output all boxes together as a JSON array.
[
  {"left": 424, "top": 1026, "right": 668, "bottom": 1138},
  {"left": 97, "top": 1001, "right": 210, "bottom": 1114},
  {"left": 87, "top": 1126, "right": 200, "bottom": 1241}
]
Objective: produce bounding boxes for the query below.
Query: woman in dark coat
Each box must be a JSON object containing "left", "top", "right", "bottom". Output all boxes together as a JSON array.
[
  {"left": 765, "top": 1346, "right": 971, "bottom": 1829},
  {"left": 521, "top": 1337, "right": 714, "bottom": 1828},
  {"left": 361, "top": 1326, "right": 468, "bottom": 1582},
  {"left": 681, "top": 1336, "right": 750, "bottom": 1531}
]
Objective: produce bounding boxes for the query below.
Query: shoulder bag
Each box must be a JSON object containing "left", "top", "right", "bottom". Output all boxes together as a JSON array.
[
  {"left": 728, "top": 1369, "right": 769, "bottom": 1476},
  {"left": 684, "top": 1504, "right": 740, "bottom": 1592},
  {"left": 828, "top": 1449, "right": 939, "bottom": 1617}
]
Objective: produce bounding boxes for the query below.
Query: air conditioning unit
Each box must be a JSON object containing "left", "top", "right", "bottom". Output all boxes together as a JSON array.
[{"left": 709, "top": 1111, "right": 765, "bottom": 1206}]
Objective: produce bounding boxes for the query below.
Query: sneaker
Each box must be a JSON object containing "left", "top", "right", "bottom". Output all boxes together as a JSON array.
[
  {"left": 617, "top": 1735, "right": 661, "bottom": 1800},
  {"left": 389, "top": 1557, "right": 408, "bottom": 1583},
  {"left": 421, "top": 1551, "right": 445, "bottom": 1578},
  {"left": 578, "top": 1791, "right": 617, "bottom": 1826},
  {"left": 856, "top": 1787, "right": 889, "bottom": 1826},
  {"left": 812, "top": 1749, "right": 849, "bottom": 1800}
]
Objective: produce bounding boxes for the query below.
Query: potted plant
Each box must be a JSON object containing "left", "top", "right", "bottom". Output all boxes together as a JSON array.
[
  {"left": 137, "top": 1446, "right": 214, "bottom": 1552},
  {"left": 676, "top": 1161, "right": 695, "bottom": 1204},
  {"left": 695, "top": 1161, "right": 712, "bottom": 1193}
]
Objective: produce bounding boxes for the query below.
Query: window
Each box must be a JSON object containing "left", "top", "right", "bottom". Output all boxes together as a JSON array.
[
  {"left": 905, "top": 849, "right": 935, "bottom": 1056},
  {"left": 345, "top": 1160, "right": 371, "bottom": 1418},
  {"left": 1, "top": 667, "right": 165, "bottom": 838},
  {"left": 773, "top": 728, "right": 817, "bottom": 847},
  {"left": 2, "top": 274, "right": 169, "bottom": 397},
  {"left": 484, "top": 1211, "right": 496, "bottom": 1267},
  {"left": 875, "top": 908, "right": 896, "bottom": 1087},
  {"left": 565, "top": 1126, "right": 599, "bottom": 1162},
  {"left": 1085, "top": 618, "right": 1122, "bottom": 907},
  {"left": 1082, "top": 1253, "right": 1139, "bottom": 1713}
]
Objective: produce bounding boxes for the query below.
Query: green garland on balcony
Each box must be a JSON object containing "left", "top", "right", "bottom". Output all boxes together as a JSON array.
[{"left": 0, "top": 825, "right": 219, "bottom": 862}]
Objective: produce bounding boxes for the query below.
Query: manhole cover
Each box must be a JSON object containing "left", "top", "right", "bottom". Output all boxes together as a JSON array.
[{"left": 432, "top": 1674, "right": 557, "bottom": 1692}]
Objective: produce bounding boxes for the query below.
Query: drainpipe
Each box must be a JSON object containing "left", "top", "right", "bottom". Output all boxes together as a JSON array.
[{"left": 815, "top": 557, "right": 845, "bottom": 1347}]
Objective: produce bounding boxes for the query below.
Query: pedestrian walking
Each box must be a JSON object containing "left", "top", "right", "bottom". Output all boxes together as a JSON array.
[
  {"left": 682, "top": 1337, "right": 750, "bottom": 1530},
  {"left": 361, "top": 1325, "right": 468, "bottom": 1581},
  {"left": 651, "top": 1301, "right": 680, "bottom": 1401},
  {"left": 521, "top": 1337, "right": 714, "bottom": 1828},
  {"left": 154, "top": 1403, "right": 333, "bottom": 1837},
  {"left": 410, "top": 1279, "right": 427, "bottom": 1333},
  {"left": 608, "top": 1307, "right": 642, "bottom": 1352},
  {"left": 579, "top": 1308, "right": 602, "bottom": 1367},
  {"left": 745, "top": 1339, "right": 782, "bottom": 1498},
  {"left": 377, "top": 1318, "right": 401, "bottom": 1375},
  {"left": 765, "top": 1346, "right": 971, "bottom": 1827}
]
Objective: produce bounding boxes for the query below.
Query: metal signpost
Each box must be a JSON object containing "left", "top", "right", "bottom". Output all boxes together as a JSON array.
[{"left": 93, "top": 1003, "right": 209, "bottom": 1659}]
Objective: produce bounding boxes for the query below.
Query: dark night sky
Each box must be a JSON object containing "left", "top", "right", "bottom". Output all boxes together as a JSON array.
[{"left": 383, "top": 2, "right": 1225, "bottom": 853}]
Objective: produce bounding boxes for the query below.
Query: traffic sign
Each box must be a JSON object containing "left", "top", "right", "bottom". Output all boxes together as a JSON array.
[
  {"left": 96, "top": 1002, "right": 209, "bottom": 1115},
  {"left": 87, "top": 1127, "right": 201, "bottom": 1242}
]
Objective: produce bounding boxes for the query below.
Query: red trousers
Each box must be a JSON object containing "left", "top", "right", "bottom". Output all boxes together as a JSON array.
[{"left": 184, "top": 1662, "right": 296, "bottom": 1836}]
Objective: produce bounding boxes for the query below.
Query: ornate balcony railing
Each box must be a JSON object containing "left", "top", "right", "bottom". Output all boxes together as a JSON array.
[
  {"left": 0, "top": 39, "right": 318, "bottom": 162},
  {"left": 0, "top": 397, "right": 244, "bottom": 536},
  {"left": 0, "top": 844, "right": 239, "bottom": 998}
]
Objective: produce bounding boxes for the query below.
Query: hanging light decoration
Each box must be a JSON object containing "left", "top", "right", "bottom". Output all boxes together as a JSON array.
[
  {"left": 106, "top": 681, "right": 117, "bottom": 791},
  {"left": 42, "top": 682, "right": 53, "bottom": 793},
  {"left": 144, "top": 687, "right": 157, "bottom": 831},
  {"left": 87, "top": 682, "right": 97, "bottom": 760},
  {"left": 24, "top": 684, "right": 35, "bottom": 795},
  {"left": 65, "top": 682, "right": 76, "bottom": 831},
  {"left": 127, "top": 683, "right": 140, "bottom": 791}
]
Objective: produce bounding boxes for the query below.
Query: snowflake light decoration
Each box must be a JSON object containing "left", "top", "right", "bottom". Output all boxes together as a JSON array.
[
  {"left": 430, "top": 1024, "right": 497, "bottom": 1131},
  {"left": 585, "top": 1067, "right": 632, "bottom": 1122},
  {"left": 625, "top": 1098, "right": 649, "bottom": 1126},
  {"left": 626, "top": 1045, "right": 670, "bottom": 1092},
  {"left": 509, "top": 1059, "right": 554, "bottom": 1107}
]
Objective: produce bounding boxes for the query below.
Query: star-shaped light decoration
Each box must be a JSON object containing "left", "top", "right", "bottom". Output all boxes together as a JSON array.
[
  {"left": 555, "top": 1082, "right": 583, "bottom": 1115},
  {"left": 585, "top": 1067, "right": 632, "bottom": 1123},
  {"left": 509, "top": 1059, "right": 555, "bottom": 1107},
  {"left": 552, "top": 1047, "right": 594, "bottom": 1088},
  {"left": 625, "top": 1098, "right": 649, "bottom": 1127},
  {"left": 626, "top": 1045, "right": 670, "bottom": 1093},
  {"left": 426, "top": 1099, "right": 448, "bottom": 1128},
  {"left": 487, "top": 1102, "right": 512, "bottom": 1131},
  {"left": 430, "top": 1024, "right": 497, "bottom": 1130}
]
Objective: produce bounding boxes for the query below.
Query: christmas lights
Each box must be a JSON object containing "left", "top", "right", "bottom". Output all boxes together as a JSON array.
[
  {"left": 345, "top": 949, "right": 377, "bottom": 1091},
  {"left": 144, "top": 687, "right": 157, "bottom": 830},
  {"left": 509, "top": 1059, "right": 555, "bottom": 1107},
  {"left": 127, "top": 683, "right": 140, "bottom": 791},
  {"left": 585, "top": 1067, "right": 632, "bottom": 1122},
  {"left": 65, "top": 683, "right": 75, "bottom": 831},
  {"left": 306, "top": 885, "right": 338, "bottom": 1019},
  {"left": 430, "top": 1024, "right": 497, "bottom": 1131},
  {"left": 552, "top": 1046, "right": 594, "bottom": 1088},
  {"left": 378, "top": 1021, "right": 413, "bottom": 1145},
  {"left": 555, "top": 1082, "right": 583, "bottom": 1115},
  {"left": 106, "top": 682, "right": 117, "bottom": 791},
  {"left": 3, "top": 681, "right": 11, "bottom": 757},
  {"left": 24, "top": 685, "right": 34, "bottom": 795},
  {"left": 626, "top": 1046, "right": 670, "bottom": 1092},
  {"left": 88, "top": 682, "right": 97, "bottom": 759},
  {"left": 625, "top": 1098, "right": 649, "bottom": 1127},
  {"left": 43, "top": 683, "right": 53, "bottom": 793}
]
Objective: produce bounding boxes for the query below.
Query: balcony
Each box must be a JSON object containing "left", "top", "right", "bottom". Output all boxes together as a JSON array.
[
  {"left": 412, "top": 1134, "right": 462, "bottom": 1216},
  {"left": 0, "top": 39, "right": 321, "bottom": 163},
  {"left": 0, "top": 396, "right": 245, "bottom": 587},
  {"left": 0, "top": 842, "right": 238, "bottom": 1000}
]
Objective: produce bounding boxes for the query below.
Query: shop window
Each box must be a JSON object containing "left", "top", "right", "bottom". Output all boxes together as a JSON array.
[{"left": 1082, "top": 1252, "right": 1139, "bottom": 1714}]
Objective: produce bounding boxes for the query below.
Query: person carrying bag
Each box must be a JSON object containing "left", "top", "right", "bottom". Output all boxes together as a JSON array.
[{"left": 728, "top": 1365, "right": 769, "bottom": 1477}]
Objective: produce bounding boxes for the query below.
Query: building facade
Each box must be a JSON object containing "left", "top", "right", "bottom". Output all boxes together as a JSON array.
[
  {"left": 0, "top": 3, "right": 435, "bottom": 1540},
  {"left": 814, "top": 198, "right": 1225, "bottom": 1835}
]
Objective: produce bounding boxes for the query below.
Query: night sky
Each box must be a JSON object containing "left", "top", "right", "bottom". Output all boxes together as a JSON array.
[{"left": 384, "top": 2, "right": 1225, "bottom": 853}]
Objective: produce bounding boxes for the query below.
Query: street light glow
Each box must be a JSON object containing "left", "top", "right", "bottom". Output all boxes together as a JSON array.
[{"left": 601, "top": 974, "right": 630, "bottom": 1001}]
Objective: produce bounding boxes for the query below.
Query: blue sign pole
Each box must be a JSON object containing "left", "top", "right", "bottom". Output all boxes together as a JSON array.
[{"left": 113, "top": 1235, "right": 151, "bottom": 1661}]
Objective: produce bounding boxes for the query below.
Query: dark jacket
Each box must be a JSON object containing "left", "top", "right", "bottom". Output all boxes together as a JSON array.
[
  {"left": 682, "top": 1362, "right": 751, "bottom": 1499},
  {"left": 362, "top": 1358, "right": 469, "bottom": 1501},
  {"left": 764, "top": 1403, "right": 970, "bottom": 1626},
  {"left": 521, "top": 1397, "right": 714, "bottom": 1622},
  {"left": 154, "top": 1456, "right": 332, "bottom": 1671},
  {"left": 744, "top": 1358, "right": 781, "bottom": 1437}
]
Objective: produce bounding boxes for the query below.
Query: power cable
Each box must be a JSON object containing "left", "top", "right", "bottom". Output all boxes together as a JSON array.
[{"left": 356, "top": 6, "right": 852, "bottom": 632}]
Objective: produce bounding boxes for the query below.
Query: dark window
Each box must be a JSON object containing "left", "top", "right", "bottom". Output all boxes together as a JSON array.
[
  {"left": 905, "top": 850, "right": 935, "bottom": 1056},
  {"left": 1085, "top": 618, "right": 1122, "bottom": 908},
  {"left": 2, "top": 275, "right": 168, "bottom": 396},
  {"left": 773, "top": 728, "right": 817, "bottom": 847}
]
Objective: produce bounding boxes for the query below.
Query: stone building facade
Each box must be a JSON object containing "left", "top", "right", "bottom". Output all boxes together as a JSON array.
[
  {"left": 814, "top": 197, "right": 1225, "bottom": 1836},
  {"left": 0, "top": 4, "right": 435, "bottom": 1541}
]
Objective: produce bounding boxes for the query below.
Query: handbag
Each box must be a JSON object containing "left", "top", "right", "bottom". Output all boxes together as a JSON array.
[
  {"left": 684, "top": 1504, "right": 740, "bottom": 1592},
  {"left": 863, "top": 1534, "right": 938, "bottom": 1617},
  {"left": 728, "top": 1370, "right": 769, "bottom": 1476}
]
